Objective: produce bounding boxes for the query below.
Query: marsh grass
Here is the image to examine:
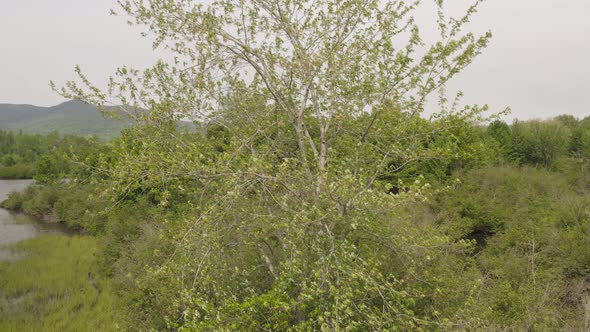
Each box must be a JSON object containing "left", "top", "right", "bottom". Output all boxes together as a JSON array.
[
  {"left": 0, "top": 164, "right": 35, "bottom": 179},
  {"left": 0, "top": 234, "right": 123, "bottom": 331},
  {"left": 10, "top": 213, "right": 36, "bottom": 225}
]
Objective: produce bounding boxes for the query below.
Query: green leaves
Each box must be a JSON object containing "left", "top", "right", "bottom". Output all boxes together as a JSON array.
[
  {"left": 434, "top": 167, "right": 590, "bottom": 330},
  {"left": 50, "top": 0, "right": 502, "bottom": 329}
]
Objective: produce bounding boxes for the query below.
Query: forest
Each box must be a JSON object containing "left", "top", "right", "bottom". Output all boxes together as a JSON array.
[{"left": 1, "top": 0, "right": 590, "bottom": 331}]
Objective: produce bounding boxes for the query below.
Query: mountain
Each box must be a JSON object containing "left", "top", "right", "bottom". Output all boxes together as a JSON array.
[{"left": 0, "top": 100, "right": 130, "bottom": 140}]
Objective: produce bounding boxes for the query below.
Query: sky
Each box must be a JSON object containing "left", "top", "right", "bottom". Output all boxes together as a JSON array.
[{"left": 1, "top": 0, "right": 589, "bottom": 121}]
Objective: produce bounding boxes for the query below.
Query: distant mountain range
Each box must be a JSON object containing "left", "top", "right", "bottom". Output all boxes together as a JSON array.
[{"left": 0, "top": 100, "right": 129, "bottom": 140}]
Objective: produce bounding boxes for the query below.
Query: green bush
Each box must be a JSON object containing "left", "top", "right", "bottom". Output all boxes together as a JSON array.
[
  {"left": 0, "top": 185, "right": 39, "bottom": 210},
  {"left": 1, "top": 182, "right": 107, "bottom": 232},
  {"left": 433, "top": 166, "right": 589, "bottom": 330}
]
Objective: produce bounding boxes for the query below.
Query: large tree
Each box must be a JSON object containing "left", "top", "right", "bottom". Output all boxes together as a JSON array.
[{"left": 58, "top": 0, "right": 494, "bottom": 330}]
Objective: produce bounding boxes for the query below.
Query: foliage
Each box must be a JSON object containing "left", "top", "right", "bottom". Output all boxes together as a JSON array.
[
  {"left": 483, "top": 117, "right": 590, "bottom": 170},
  {"left": 509, "top": 120, "right": 571, "bottom": 169},
  {"left": 0, "top": 164, "right": 35, "bottom": 179},
  {"left": 433, "top": 167, "right": 590, "bottom": 330},
  {"left": 52, "top": 0, "right": 500, "bottom": 329},
  {"left": 1, "top": 182, "right": 108, "bottom": 231},
  {"left": 29, "top": 0, "right": 590, "bottom": 330},
  {"left": 569, "top": 116, "right": 590, "bottom": 160},
  {"left": 0, "top": 130, "right": 107, "bottom": 181}
]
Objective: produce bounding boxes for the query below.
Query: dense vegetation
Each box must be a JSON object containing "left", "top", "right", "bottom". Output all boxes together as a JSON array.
[
  {"left": 3, "top": 113, "right": 590, "bottom": 330},
  {"left": 0, "top": 130, "right": 105, "bottom": 180},
  {"left": 2, "top": 0, "right": 590, "bottom": 330}
]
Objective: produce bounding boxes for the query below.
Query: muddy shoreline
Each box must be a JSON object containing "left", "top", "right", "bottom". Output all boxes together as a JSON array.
[{"left": 0, "top": 180, "right": 71, "bottom": 260}]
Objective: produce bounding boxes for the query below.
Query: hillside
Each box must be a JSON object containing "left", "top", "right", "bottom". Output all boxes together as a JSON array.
[{"left": 0, "top": 100, "right": 129, "bottom": 140}]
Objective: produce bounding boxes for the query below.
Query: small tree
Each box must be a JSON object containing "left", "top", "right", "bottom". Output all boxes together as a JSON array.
[{"left": 57, "top": 0, "right": 493, "bottom": 329}]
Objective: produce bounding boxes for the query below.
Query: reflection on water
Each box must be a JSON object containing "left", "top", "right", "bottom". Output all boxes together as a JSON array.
[{"left": 0, "top": 179, "right": 67, "bottom": 260}]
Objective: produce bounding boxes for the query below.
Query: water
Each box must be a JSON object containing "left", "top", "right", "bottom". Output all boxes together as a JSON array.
[{"left": 0, "top": 180, "right": 67, "bottom": 260}]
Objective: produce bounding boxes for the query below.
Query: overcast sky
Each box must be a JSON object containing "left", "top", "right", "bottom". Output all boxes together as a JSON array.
[{"left": 1, "top": 0, "right": 589, "bottom": 121}]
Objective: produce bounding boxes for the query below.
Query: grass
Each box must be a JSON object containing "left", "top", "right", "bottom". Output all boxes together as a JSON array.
[
  {"left": 0, "top": 235, "right": 124, "bottom": 331},
  {"left": 0, "top": 164, "right": 35, "bottom": 179}
]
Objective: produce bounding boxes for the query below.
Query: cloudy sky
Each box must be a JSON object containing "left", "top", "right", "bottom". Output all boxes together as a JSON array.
[{"left": 1, "top": 0, "right": 589, "bottom": 121}]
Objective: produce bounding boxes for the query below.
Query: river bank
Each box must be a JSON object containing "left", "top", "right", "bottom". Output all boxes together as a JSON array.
[
  {"left": 0, "top": 180, "right": 69, "bottom": 260},
  {"left": 0, "top": 180, "right": 123, "bottom": 331},
  {"left": 0, "top": 179, "right": 101, "bottom": 233}
]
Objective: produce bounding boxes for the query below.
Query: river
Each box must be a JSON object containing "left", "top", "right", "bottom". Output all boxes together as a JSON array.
[{"left": 0, "top": 179, "right": 67, "bottom": 260}]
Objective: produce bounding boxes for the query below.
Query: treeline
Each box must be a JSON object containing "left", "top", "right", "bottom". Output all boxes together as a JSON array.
[
  {"left": 488, "top": 115, "right": 590, "bottom": 169},
  {"left": 0, "top": 130, "right": 106, "bottom": 181},
  {"left": 388, "top": 114, "right": 590, "bottom": 186}
]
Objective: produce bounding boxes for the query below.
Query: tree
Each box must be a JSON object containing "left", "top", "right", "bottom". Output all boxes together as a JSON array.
[
  {"left": 555, "top": 114, "right": 578, "bottom": 130},
  {"left": 57, "top": 0, "right": 493, "bottom": 329},
  {"left": 61, "top": 0, "right": 490, "bottom": 197},
  {"left": 570, "top": 116, "right": 590, "bottom": 160},
  {"left": 510, "top": 120, "right": 570, "bottom": 169}
]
